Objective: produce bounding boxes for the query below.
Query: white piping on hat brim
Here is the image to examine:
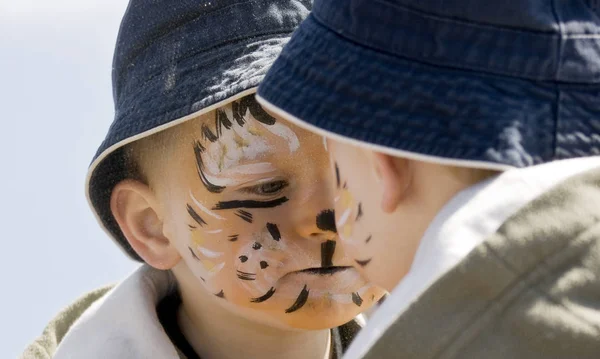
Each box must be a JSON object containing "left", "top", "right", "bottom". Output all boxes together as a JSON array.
[
  {"left": 85, "top": 87, "right": 258, "bottom": 260},
  {"left": 256, "top": 94, "right": 516, "bottom": 172}
]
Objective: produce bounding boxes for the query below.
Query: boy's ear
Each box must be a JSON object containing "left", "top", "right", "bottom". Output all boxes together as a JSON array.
[
  {"left": 110, "top": 179, "right": 181, "bottom": 269},
  {"left": 372, "top": 152, "right": 412, "bottom": 213}
]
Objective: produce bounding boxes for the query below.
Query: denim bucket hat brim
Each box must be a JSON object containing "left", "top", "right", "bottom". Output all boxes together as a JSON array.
[
  {"left": 257, "top": 0, "right": 600, "bottom": 171},
  {"left": 86, "top": 0, "right": 311, "bottom": 261}
]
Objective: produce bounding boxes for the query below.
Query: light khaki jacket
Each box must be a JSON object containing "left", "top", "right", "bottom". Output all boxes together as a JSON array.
[{"left": 364, "top": 167, "right": 600, "bottom": 359}]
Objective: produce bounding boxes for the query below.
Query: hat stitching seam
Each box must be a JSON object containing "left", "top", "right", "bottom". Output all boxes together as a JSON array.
[
  {"left": 374, "top": 0, "right": 599, "bottom": 36},
  {"left": 307, "top": 14, "right": 598, "bottom": 82}
]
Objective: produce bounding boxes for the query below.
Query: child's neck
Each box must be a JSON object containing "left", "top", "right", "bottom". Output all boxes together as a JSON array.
[{"left": 177, "top": 283, "right": 331, "bottom": 359}]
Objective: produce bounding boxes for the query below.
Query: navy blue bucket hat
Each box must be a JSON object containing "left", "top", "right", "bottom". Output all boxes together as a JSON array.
[
  {"left": 257, "top": 0, "right": 600, "bottom": 170},
  {"left": 86, "top": 0, "right": 311, "bottom": 261}
]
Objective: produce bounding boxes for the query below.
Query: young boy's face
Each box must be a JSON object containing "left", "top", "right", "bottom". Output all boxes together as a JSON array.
[{"left": 155, "top": 97, "right": 384, "bottom": 329}]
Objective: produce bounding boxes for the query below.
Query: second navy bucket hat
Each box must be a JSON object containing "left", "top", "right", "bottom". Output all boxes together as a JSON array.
[{"left": 258, "top": 0, "right": 600, "bottom": 170}]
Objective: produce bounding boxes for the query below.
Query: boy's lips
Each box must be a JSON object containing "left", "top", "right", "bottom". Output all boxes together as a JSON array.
[
  {"left": 293, "top": 266, "right": 352, "bottom": 275},
  {"left": 277, "top": 266, "right": 367, "bottom": 294}
]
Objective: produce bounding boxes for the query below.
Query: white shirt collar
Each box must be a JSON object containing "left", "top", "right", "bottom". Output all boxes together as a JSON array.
[{"left": 54, "top": 265, "right": 180, "bottom": 359}]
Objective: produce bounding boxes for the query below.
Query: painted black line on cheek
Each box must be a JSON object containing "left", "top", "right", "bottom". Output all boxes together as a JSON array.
[
  {"left": 252, "top": 242, "right": 262, "bottom": 250},
  {"left": 188, "top": 247, "right": 200, "bottom": 261},
  {"left": 215, "top": 290, "right": 225, "bottom": 298},
  {"left": 266, "top": 223, "right": 281, "bottom": 241},
  {"left": 355, "top": 258, "right": 372, "bottom": 267},
  {"left": 239, "top": 255, "right": 248, "bottom": 263},
  {"left": 321, "top": 240, "right": 336, "bottom": 268},
  {"left": 365, "top": 235, "right": 372, "bottom": 243},
  {"left": 316, "top": 209, "right": 337, "bottom": 233},
  {"left": 260, "top": 261, "right": 269, "bottom": 269},
  {"left": 251, "top": 287, "right": 276, "bottom": 303},
  {"left": 236, "top": 270, "right": 256, "bottom": 281},
  {"left": 228, "top": 234, "right": 239, "bottom": 242},
  {"left": 335, "top": 163, "right": 340, "bottom": 188},
  {"left": 285, "top": 285, "right": 310, "bottom": 313},
  {"left": 186, "top": 204, "right": 207, "bottom": 226},
  {"left": 235, "top": 210, "right": 253, "bottom": 223},
  {"left": 356, "top": 202, "right": 363, "bottom": 221},
  {"left": 352, "top": 292, "right": 363, "bottom": 307},
  {"left": 212, "top": 197, "right": 289, "bottom": 210}
]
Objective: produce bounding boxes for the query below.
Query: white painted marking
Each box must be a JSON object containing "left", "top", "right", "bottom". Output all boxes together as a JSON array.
[
  {"left": 197, "top": 246, "right": 224, "bottom": 258},
  {"left": 336, "top": 208, "right": 352, "bottom": 228},
  {"left": 259, "top": 122, "right": 300, "bottom": 152},
  {"left": 189, "top": 190, "right": 224, "bottom": 220}
]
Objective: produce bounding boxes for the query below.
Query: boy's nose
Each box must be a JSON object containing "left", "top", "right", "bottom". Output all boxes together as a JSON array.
[{"left": 295, "top": 208, "right": 338, "bottom": 240}]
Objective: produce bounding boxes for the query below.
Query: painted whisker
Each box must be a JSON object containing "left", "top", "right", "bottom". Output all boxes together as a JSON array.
[
  {"left": 351, "top": 292, "right": 363, "bottom": 307},
  {"left": 186, "top": 204, "right": 207, "bottom": 226},
  {"left": 188, "top": 247, "right": 200, "bottom": 260},
  {"left": 285, "top": 285, "right": 310, "bottom": 313},
  {"left": 196, "top": 246, "right": 223, "bottom": 258},
  {"left": 356, "top": 202, "right": 363, "bottom": 221},
  {"left": 237, "top": 270, "right": 256, "bottom": 281},
  {"left": 189, "top": 190, "right": 225, "bottom": 220},
  {"left": 251, "top": 287, "right": 276, "bottom": 303},
  {"left": 355, "top": 258, "right": 372, "bottom": 267},
  {"left": 235, "top": 210, "right": 253, "bottom": 223}
]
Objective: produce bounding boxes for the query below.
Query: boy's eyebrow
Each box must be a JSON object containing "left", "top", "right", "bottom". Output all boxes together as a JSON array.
[{"left": 193, "top": 97, "right": 278, "bottom": 193}]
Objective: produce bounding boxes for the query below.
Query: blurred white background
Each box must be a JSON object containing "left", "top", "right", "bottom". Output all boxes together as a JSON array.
[{"left": 0, "top": 1, "right": 138, "bottom": 357}]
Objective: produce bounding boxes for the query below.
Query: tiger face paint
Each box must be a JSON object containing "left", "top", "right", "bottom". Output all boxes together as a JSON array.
[{"left": 157, "top": 96, "right": 385, "bottom": 329}]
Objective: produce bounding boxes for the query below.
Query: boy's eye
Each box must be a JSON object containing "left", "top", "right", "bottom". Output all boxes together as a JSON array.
[{"left": 242, "top": 180, "right": 289, "bottom": 196}]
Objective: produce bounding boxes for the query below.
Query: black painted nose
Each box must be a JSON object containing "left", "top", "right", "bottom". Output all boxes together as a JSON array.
[{"left": 316, "top": 209, "right": 337, "bottom": 233}]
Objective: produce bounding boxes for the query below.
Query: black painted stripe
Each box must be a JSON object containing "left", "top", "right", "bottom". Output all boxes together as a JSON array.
[
  {"left": 186, "top": 204, "right": 207, "bottom": 226},
  {"left": 266, "top": 223, "right": 281, "bottom": 241},
  {"left": 316, "top": 209, "right": 337, "bottom": 233},
  {"left": 251, "top": 287, "right": 276, "bottom": 303},
  {"left": 355, "top": 258, "right": 372, "bottom": 267},
  {"left": 351, "top": 292, "right": 363, "bottom": 307},
  {"left": 285, "top": 285, "right": 310, "bottom": 313},
  {"left": 321, "top": 240, "right": 336, "bottom": 268},
  {"left": 213, "top": 197, "right": 289, "bottom": 210}
]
